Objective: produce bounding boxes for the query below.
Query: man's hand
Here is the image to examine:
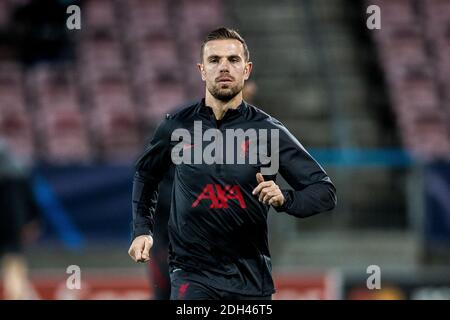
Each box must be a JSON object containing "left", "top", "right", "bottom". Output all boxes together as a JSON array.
[
  {"left": 128, "top": 235, "right": 153, "bottom": 263},
  {"left": 252, "top": 173, "right": 285, "bottom": 207}
]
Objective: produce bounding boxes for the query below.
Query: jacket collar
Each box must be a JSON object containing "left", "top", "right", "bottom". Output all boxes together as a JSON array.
[{"left": 196, "top": 98, "right": 248, "bottom": 119}]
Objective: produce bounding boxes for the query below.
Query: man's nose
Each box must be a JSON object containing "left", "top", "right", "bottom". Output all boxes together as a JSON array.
[{"left": 219, "top": 59, "right": 230, "bottom": 71}]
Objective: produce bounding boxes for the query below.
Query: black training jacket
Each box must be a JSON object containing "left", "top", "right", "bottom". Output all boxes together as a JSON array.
[{"left": 132, "top": 99, "right": 337, "bottom": 296}]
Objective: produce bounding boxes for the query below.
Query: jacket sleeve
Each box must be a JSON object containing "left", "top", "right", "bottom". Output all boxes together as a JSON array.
[
  {"left": 132, "top": 116, "right": 173, "bottom": 239},
  {"left": 274, "top": 123, "right": 337, "bottom": 218}
]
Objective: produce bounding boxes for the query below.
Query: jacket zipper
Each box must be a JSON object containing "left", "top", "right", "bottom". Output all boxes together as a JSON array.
[{"left": 211, "top": 113, "right": 223, "bottom": 177}]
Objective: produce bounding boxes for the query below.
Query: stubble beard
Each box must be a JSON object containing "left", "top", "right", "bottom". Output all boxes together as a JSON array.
[{"left": 207, "top": 81, "right": 244, "bottom": 102}]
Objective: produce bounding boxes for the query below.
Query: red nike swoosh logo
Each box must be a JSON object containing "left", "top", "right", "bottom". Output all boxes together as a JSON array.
[{"left": 241, "top": 139, "right": 251, "bottom": 155}]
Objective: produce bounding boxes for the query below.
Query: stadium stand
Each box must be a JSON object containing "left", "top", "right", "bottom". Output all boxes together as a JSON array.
[{"left": 1, "top": 0, "right": 450, "bottom": 299}]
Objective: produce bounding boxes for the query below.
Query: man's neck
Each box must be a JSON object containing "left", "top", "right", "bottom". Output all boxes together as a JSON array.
[{"left": 205, "top": 91, "right": 243, "bottom": 120}]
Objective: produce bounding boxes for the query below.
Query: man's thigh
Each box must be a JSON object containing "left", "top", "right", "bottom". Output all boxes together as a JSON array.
[
  {"left": 170, "top": 269, "right": 220, "bottom": 300},
  {"left": 169, "top": 269, "right": 273, "bottom": 300}
]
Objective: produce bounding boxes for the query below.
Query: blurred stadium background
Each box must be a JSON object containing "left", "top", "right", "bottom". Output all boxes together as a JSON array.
[{"left": 1, "top": 0, "right": 450, "bottom": 299}]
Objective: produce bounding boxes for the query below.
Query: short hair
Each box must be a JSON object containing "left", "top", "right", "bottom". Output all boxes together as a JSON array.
[{"left": 200, "top": 27, "right": 250, "bottom": 62}]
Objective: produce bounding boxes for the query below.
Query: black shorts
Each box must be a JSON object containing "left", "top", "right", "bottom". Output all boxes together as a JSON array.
[{"left": 169, "top": 268, "right": 272, "bottom": 300}]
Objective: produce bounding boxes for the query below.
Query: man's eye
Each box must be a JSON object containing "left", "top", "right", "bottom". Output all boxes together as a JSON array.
[{"left": 210, "top": 59, "right": 218, "bottom": 63}]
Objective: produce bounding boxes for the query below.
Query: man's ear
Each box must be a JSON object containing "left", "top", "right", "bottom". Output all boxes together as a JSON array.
[
  {"left": 244, "top": 62, "right": 253, "bottom": 80},
  {"left": 197, "top": 63, "right": 206, "bottom": 81}
]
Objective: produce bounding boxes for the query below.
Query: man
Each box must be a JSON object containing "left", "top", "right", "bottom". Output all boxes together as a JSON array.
[
  {"left": 129, "top": 28, "right": 337, "bottom": 300},
  {"left": 0, "top": 140, "right": 41, "bottom": 299},
  {"left": 147, "top": 81, "right": 260, "bottom": 300}
]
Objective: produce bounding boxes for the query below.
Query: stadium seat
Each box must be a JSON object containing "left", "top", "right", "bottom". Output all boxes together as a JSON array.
[
  {"left": 178, "top": 0, "right": 223, "bottom": 36},
  {"left": 26, "top": 64, "right": 80, "bottom": 112},
  {"left": 123, "top": 0, "right": 171, "bottom": 41},
  {"left": 82, "top": 0, "right": 117, "bottom": 33},
  {"left": 89, "top": 80, "right": 141, "bottom": 162},
  {"left": 139, "top": 80, "right": 186, "bottom": 125},
  {"left": 373, "top": 0, "right": 416, "bottom": 27},
  {"left": 78, "top": 35, "right": 125, "bottom": 86},
  {"left": 0, "top": 103, "right": 34, "bottom": 164},
  {"left": 131, "top": 35, "right": 179, "bottom": 85},
  {"left": 404, "top": 117, "right": 450, "bottom": 161},
  {"left": 36, "top": 107, "right": 92, "bottom": 164}
]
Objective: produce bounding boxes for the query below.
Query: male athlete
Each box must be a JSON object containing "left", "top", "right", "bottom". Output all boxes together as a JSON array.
[
  {"left": 129, "top": 28, "right": 337, "bottom": 300},
  {"left": 146, "top": 82, "right": 260, "bottom": 300}
]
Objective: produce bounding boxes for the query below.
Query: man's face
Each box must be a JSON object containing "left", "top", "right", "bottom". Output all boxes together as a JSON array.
[{"left": 198, "top": 39, "right": 252, "bottom": 102}]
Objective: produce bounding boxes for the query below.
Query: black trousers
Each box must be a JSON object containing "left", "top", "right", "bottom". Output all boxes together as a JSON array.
[
  {"left": 170, "top": 269, "right": 272, "bottom": 300},
  {"left": 148, "top": 244, "right": 171, "bottom": 300},
  {"left": 0, "top": 179, "right": 23, "bottom": 255}
]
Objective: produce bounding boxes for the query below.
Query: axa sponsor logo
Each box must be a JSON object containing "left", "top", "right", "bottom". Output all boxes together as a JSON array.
[{"left": 192, "top": 184, "right": 246, "bottom": 209}]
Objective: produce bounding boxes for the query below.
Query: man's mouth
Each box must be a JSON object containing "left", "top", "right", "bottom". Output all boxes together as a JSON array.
[{"left": 216, "top": 77, "right": 234, "bottom": 83}]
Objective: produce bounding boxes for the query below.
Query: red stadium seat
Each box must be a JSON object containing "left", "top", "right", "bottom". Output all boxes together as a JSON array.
[
  {"left": 0, "top": 105, "right": 35, "bottom": 164},
  {"left": 131, "top": 35, "right": 179, "bottom": 86},
  {"left": 372, "top": 0, "right": 416, "bottom": 27},
  {"left": 403, "top": 117, "right": 450, "bottom": 161},
  {"left": 383, "top": 30, "right": 427, "bottom": 70},
  {"left": 89, "top": 80, "right": 141, "bottom": 162},
  {"left": 178, "top": 0, "right": 223, "bottom": 35},
  {"left": 26, "top": 64, "right": 79, "bottom": 109},
  {"left": 36, "top": 108, "right": 92, "bottom": 164},
  {"left": 0, "top": 83, "right": 25, "bottom": 111},
  {"left": 78, "top": 35, "right": 126, "bottom": 86},
  {"left": 397, "top": 73, "right": 439, "bottom": 109},
  {"left": 124, "top": 0, "right": 171, "bottom": 41},
  {"left": 140, "top": 81, "right": 186, "bottom": 125},
  {"left": 82, "top": 0, "right": 117, "bottom": 33}
]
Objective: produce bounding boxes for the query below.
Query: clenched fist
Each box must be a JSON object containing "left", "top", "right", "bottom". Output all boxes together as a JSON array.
[
  {"left": 252, "top": 173, "right": 285, "bottom": 207},
  {"left": 128, "top": 235, "right": 153, "bottom": 263}
]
